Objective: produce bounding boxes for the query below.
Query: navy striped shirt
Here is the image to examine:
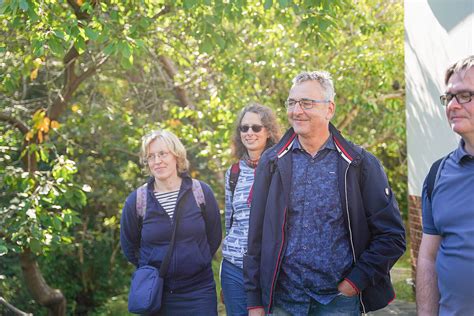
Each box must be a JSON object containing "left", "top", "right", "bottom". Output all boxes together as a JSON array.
[{"left": 154, "top": 190, "right": 179, "bottom": 220}]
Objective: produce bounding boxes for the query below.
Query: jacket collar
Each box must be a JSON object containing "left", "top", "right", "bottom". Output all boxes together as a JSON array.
[
  {"left": 146, "top": 172, "right": 192, "bottom": 192},
  {"left": 273, "top": 123, "right": 362, "bottom": 165}
]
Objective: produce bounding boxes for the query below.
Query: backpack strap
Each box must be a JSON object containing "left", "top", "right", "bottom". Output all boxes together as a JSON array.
[
  {"left": 228, "top": 162, "right": 240, "bottom": 230},
  {"left": 192, "top": 179, "right": 206, "bottom": 212},
  {"left": 229, "top": 162, "right": 240, "bottom": 196},
  {"left": 426, "top": 153, "right": 451, "bottom": 202},
  {"left": 136, "top": 183, "right": 148, "bottom": 228}
]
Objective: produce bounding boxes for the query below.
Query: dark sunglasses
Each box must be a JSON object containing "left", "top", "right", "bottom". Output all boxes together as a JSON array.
[{"left": 239, "top": 124, "right": 264, "bottom": 133}]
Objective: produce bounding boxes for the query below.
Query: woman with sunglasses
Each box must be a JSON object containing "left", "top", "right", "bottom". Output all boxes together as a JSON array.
[{"left": 221, "top": 104, "right": 281, "bottom": 316}]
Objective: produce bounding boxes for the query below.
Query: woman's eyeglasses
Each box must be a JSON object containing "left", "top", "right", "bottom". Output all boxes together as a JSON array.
[{"left": 239, "top": 124, "right": 264, "bottom": 133}]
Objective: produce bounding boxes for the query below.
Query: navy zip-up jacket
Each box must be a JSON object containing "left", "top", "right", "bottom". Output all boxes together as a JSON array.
[
  {"left": 243, "top": 124, "right": 406, "bottom": 313},
  {"left": 120, "top": 174, "right": 222, "bottom": 292}
]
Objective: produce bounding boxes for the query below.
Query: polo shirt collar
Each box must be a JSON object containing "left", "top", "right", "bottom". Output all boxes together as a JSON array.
[
  {"left": 292, "top": 134, "right": 336, "bottom": 153},
  {"left": 452, "top": 139, "right": 474, "bottom": 164}
]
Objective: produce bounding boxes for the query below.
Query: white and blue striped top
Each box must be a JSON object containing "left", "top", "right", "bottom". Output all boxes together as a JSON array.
[
  {"left": 154, "top": 190, "right": 179, "bottom": 220},
  {"left": 222, "top": 160, "right": 255, "bottom": 268}
]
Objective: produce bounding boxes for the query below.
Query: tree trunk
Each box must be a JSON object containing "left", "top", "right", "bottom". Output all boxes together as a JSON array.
[{"left": 19, "top": 249, "right": 66, "bottom": 316}]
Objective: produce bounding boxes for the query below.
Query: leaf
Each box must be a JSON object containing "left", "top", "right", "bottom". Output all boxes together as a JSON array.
[
  {"left": 75, "top": 37, "right": 87, "bottom": 54},
  {"left": 103, "top": 43, "right": 116, "bottom": 56},
  {"left": 278, "top": 0, "right": 289, "bottom": 7},
  {"left": 29, "top": 238, "right": 42, "bottom": 253},
  {"left": 51, "top": 120, "right": 60, "bottom": 129},
  {"left": 39, "top": 148, "right": 49, "bottom": 162},
  {"left": 48, "top": 37, "right": 64, "bottom": 55},
  {"left": 264, "top": 0, "right": 273, "bottom": 10},
  {"left": 200, "top": 37, "right": 214, "bottom": 54},
  {"left": 25, "top": 131, "right": 34, "bottom": 141},
  {"left": 85, "top": 27, "right": 99, "bottom": 41},
  {"left": 52, "top": 216, "right": 62, "bottom": 230},
  {"left": 30, "top": 68, "right": 38, "bottom": 81},
  {"left": 0, "top": 244, "right": 8, "bottom": 256},
  {"left": 19, "top": 0, "right": 28, "bottom": 11},
  {"left": 183, "top": 0, "right": 197, "bottom": 9}
]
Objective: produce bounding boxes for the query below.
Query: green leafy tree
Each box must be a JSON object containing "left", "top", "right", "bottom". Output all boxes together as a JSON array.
[{"left": 1, "top": 0, "right": 405, "bottom": 314}]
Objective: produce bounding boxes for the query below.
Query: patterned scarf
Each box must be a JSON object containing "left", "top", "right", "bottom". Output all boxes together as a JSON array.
[{"left": 243, "top": 152, "right": 259, "bottom": 169}]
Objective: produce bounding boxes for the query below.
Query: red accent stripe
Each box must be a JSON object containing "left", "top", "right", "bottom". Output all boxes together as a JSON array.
[
  {"left": 333, "top": 136, "right": 353, "bottom": 161},
  {"left": 247, "top": 306, "right": 264, "bottom": 310},
  {"left": 268, "top": 208, "right": 287, "bottom": 311},
  {"left": 277, "top": 133, "right": 296, "bottom": 155},
  {"left": 344, "top": 277, "right": 360, "bottom": 293},
  {"left": 388, "top": 292, "right": 396, "bottom": 304}
]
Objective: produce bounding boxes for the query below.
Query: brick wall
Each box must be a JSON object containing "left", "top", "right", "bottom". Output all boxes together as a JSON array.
[{"left": 408, "top": 195, "right": 422, "bottom": 281}]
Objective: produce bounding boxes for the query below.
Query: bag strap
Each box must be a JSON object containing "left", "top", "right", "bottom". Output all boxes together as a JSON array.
[
  {"left": 228, "top": 162, "right": 240, "bottom": 229},
  {"left": 161, "top": 179, "right": 204, "bottom": 277},
  {"left": 159, "top": 201, "right": 181, "bottom": 277},
  {"left": 191, "top": 179, "right": 206, "bottom": 212},
  {"left": 136, "top": 184, "right": 148, "bottom": 231},
  {"left": 229, "top": 162, "right": 240, "bottom": 196},
  {"left": 426, "top": 152, "right": 451, "bottom": 202}
]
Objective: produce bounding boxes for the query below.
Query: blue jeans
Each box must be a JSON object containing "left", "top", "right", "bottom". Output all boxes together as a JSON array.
[
  {"left": 273, "top": 294, "right": 360, "bottom": 316},
  {"left": 221, "top": 259, "right": 247, "bottom": 316}
]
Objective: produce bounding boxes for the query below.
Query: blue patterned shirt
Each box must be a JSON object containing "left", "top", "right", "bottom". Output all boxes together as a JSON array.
[
  {"left": 274, "top": 136, "right": 353, "bottom": 314},
  {"left": 222, "top": 160, "right": 255, "bottom": 268}
]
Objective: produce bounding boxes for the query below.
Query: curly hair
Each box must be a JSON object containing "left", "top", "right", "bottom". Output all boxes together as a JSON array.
[
  {"left": 140, "top": 129, "right": 190, "bottom": 175},
  {"left": 231, "top": 103, "right": 282, "bottom": 160}
]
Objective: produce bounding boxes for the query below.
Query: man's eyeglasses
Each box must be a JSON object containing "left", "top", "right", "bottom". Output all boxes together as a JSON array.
[
  {"left": 440, "top": 91, "right": 474, "bottom": 106},
  {"left": 285, "top": 98, "right": 330, "bottom": 110},
  {"left": 146, "top": 151, "right": 170, "bottom": 162},
  {"left": 239, "top": 125, "right": 264, "bottom": 133}
]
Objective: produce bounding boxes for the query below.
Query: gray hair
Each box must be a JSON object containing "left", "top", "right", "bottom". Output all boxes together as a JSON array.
[
  {"left": 445, "top": 55, "right": 474, "bottom": 85},
  {"left": 292, "top": 71, "right": 336, "bottom": 101}
]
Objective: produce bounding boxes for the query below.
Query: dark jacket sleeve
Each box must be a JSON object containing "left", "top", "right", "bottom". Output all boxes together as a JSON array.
[
  {"left": 201, "top": 181, "right": 222, "bottom": 257},
  {"left": 345, "top": 151, "right": 406, "bottom": 292},
  {"left": 243, "top": 152, "right": 272, "bottom": 309},
  {"left": 120, "top": 192, "right": 140, "bottom": 267}
]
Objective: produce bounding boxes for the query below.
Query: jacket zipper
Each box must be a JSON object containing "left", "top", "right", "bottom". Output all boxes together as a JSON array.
[
  {"left": 267, "top": 207, "right": 288, "bottom": 312},
  {"left": 344, "top": 162, "right": 367, "bottom": 314}
]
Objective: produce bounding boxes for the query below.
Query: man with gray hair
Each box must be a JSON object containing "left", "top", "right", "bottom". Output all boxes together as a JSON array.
[
  {"left": 244, "top": 71, "right": 406, "bottom": 315},
  {"left": 416, "top": 55, "right": 474, "bottom": 315}
]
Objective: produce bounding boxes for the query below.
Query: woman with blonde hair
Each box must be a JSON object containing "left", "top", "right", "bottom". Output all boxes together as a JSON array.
[
  {"left": 121, "top": 130, "right": 221, "bottom": 315},
  {"left": 221, "top": 104, "right": 281, "bottom": 315}
]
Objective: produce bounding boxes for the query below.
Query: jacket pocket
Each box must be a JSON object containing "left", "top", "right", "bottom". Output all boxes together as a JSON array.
[{"left": 172, "top": 240, "right": 211, "bottom": 279}]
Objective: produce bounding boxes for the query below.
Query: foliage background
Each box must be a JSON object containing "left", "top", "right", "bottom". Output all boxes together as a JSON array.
[{"left": 0, "top": 0, "right": 406, "bottom": 314}]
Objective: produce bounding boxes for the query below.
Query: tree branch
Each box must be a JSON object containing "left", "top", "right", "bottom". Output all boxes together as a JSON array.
[
  {"left": 0, "top": 112, "right": 29, "bottom": 134},
  {"left": 158, "top": 55, "right": 194, "bottom": 109},
  {"left": 151, "top": 5, "right": 171, "bottom": 19},
  {"left": 0, "top": 297, "right": 33, "bottom": 316}
]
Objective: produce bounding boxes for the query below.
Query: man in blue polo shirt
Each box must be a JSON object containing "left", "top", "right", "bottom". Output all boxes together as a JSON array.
[
  {"left": 244, "top": 71, "right": 406, "bottom": 315},
  {"left": 417, "top": 55, "right": 474, "bottom": 315}
]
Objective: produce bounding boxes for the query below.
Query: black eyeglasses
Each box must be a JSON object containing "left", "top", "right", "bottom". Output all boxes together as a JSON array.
[
  {"left": 239, "top": 124, "right": 264, "bottom": 133},
  {"left": 285, "top": 98, "right": 330, "bottom": 110},
  {"left": 440, "top": 91, "right": 474, "bottom": 106}
]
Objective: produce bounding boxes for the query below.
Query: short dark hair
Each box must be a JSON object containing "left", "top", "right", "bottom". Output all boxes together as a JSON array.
[{"left": 445, "top": 55, "right": 474, "bottom": 85}]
